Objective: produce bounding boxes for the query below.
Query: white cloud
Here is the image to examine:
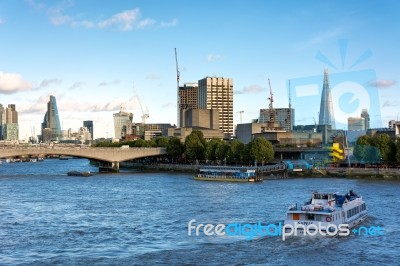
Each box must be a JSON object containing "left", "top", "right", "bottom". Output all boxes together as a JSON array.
[
  {"left": 98, "top": 80, "right": 119, "bottom": 87},
  {"left": 235, "top": 84, "right": 266, "bottom": 94},
  {"left": 27, "top": 1, "right": 177, "bottom": 31},
  {"left": 0, "top": 18, "right": 4, "bottom": 25},
  {"left": 137, "top": 18, "right": 156, "bottom": 29},
  {"left": 18, "top": 96, "right": 49, "bottom": 114},
  {"left": 69, "top": 81, "right": 86, "bottom": 90},
  {"left": 98, "top": 8, "right": 140, "bottom": 31},
  {"left": 207, "top": 54, "right": 223, "bottom": 62},
  {"left": 39, "top": 78, "right": 62, "bottom": 88},
  {"left": 368, "top": 79, "right": 396, "bottom": 88},
  {"left": 0, "top": 71, "right": 34, "bottom": 94},
  {"left": 160, "top": 18, "right": 178, "bottom": 28}
]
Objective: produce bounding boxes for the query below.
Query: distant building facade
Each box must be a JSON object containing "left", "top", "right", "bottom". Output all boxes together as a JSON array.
[
  {"left": 0, "top": 104, "right": 19, "bottom": 141},
  {"left": 181, "top": 108, "right": 219, "bottom": 129},
  {"left": 178, "top": 83, "right": 198, "bottom": 127},
  {"left": 198, "top": 77, "right": 233, "bottom": 136},
  {"left": 389, "top": 120, "right": 400, "bottom": 136},
  {"left": 361, "top": 109, "right": 370, "bottom": 130},
  {"left": 0, "top": 104, "right": 4, "bottom": 139},
  {"left": 348, "top": 117, "right": 365, "bottom": 131},
  {"left": 41, "top": 95, "right": 62, "bottom": 142},
  {"left": 258, "top": 108, "right": 295, "bottom": 131},
  {"left": 83, "top": 120, "right": 94, "bottom": 140},
  {"left": 113, "top": 106, "right": 133, "bottom": 139}
]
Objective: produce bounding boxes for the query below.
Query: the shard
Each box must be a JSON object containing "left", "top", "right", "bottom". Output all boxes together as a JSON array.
[{"left": 318, "top": 69, "right": 335, "bottom": 129}]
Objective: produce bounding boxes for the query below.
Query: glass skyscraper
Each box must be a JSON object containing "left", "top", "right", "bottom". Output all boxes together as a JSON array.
[
  {"left": 113, "top": 106, "right": 133, "bottom": 139},
  {"left": 41, "top": 95, "right": 62, "bottom": 142},
  {"left": 318, "top": 69, "right": 335, "bottom": 129},
  {"left": 83, "top": 120, "right": 94, "bottom": 140}
]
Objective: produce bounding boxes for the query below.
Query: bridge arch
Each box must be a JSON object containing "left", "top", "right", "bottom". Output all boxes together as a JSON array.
[{"left": 0, "top": 147, "right": 167, "bottom": 172}]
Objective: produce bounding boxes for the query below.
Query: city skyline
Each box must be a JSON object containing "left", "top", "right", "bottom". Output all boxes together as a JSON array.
[{"left": 0, "top": 1, "right": 399, "bottom": 139}]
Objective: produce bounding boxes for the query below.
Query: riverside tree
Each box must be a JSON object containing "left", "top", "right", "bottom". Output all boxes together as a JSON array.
[
  {"left": 249, "top": 137, "right": 274, "bottom": 165},
  {"left": 183, "top": 131, "right": 205, "bottom": 162},
  {"left": 166, "top": 137, "right": 184, "bottom": 162}
]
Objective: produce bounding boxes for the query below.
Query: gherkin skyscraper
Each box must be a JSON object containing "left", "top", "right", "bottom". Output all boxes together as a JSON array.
[{"left": 318, "top": 69, "right": 335, "bottom": 129}]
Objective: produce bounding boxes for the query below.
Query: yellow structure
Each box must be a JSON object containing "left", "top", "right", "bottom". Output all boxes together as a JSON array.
[{"left": 329, "top": 142, "right": 344, "bottom": 162}]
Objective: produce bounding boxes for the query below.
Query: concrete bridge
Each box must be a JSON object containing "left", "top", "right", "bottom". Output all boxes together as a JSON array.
[{"left": 0, "top": 146, "right": 167, "bottom": 172}]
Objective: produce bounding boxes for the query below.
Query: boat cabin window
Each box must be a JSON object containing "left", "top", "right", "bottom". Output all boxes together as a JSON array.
[
  {"left": 307, "top": 214, "right": 314, "bottom": 220},
  {"left": 313, "top": 193, "right": 334, "bottom": 200}
]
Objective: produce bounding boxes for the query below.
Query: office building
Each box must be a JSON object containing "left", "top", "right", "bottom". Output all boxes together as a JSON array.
[
  {"left": 0, "top": 104, "right": 19, "bottom": 141},
  {"left": 83, "top": 120, "right": 94, "bottom": 140},
  {"left": 3, "top": 123, "right": 19, "bottom": 140},
  {"left": 348, "top": 117, "right": 365, "bottom": 131},
  {"left": 0, "top": 104, "right": 5, "bottom": 139},
  {"left": 5, "top": 104, "right": 18, "bottom": 124},
  {"left": 258, "top": 108, "right": 295, "bottom": 131},
  {"left": 318, "top": 69, "right": 335, "bottom": 129},
  {"left": 198, "top": 77, "right": 233, "bottom": 135},
  {"left": 41, "top": 95, "right": 62, "bottom": 142},
  {"left": 178, "top": 83, "right": 198, "bottom": 127},
  {"left": 113, "top": 106, "right": 133, "bottom": 139},
  {"left": 361, "top": 109, "right": 370, "bottom": 130},
  {"left": 181, "top": 109, "right": 219, "bottom": 129}
]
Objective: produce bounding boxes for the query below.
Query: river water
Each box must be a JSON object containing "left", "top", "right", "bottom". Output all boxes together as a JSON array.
[{"left": 0, "top": 159, "right": 399, "bottom": 265}]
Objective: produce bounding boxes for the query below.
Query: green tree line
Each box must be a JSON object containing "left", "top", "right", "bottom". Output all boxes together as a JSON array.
[
  {"left": 94, "top": 130, "right": 275, "bottom": 165},
  {"left": 353, "top": 133, "right": 400, "bottom": 164}
]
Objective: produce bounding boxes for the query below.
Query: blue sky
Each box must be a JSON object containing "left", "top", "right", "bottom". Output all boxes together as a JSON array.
[{"left": 0, "top": 0, "right": 399, "bottom": 139}]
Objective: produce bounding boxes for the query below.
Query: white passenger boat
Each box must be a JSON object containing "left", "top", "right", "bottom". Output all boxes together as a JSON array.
[{"left": 284, "top": 190, "right": 367, "bottom": 234}]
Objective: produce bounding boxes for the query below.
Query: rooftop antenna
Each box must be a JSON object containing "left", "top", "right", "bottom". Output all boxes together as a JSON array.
[{"left": 175, "top": 48, "right": 180, "bottom": 127}]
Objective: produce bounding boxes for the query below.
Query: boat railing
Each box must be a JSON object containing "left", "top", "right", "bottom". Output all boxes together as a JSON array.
[{"left": 287, "top": 203, "right": 335, "bottom": 212}]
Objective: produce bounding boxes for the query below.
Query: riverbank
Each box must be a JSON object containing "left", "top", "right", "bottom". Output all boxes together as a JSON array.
[
  {"left": 309, "top": 167, "right": 400, "bottom": 179},
  {"left": 121, "top": 163, "right": 400, "bottom": 180}
]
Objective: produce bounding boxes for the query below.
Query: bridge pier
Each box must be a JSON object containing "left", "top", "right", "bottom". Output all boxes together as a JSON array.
[{"left": 98, "top": 161, "right": 120, "bottom": 173}]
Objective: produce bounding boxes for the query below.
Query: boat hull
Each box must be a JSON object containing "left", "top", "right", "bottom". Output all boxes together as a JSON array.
[{"left": 194, "top": 176, "right": 254, "bottom": 182}]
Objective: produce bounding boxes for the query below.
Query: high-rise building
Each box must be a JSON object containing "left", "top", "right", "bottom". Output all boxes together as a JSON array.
[
  {"left": 83, "top": 120, "right": 94, "bottom": 140},
  {"left": 198, "top": 77, "right": 233, "bottom": 135},
  {"left": 0, "top": 104, "right": 19, "bottom": 141},
  {"left": 178, "top": 83, "right": 198, "bottom": 127},
  {"left": 361, "top": 109, "right": 370, "bottom": 130},
  {"left": 0, "top": 104, "right": 5, "bottom": 139},
  {"left": 259, "top": 108, "right": 295, "bottom": 131},
  {"left": 348, "top": 117, "right": 365, "bottom": 130},
  {"left": 3, "top": 124, "right": 19, "bottom": 140},
  {"left": 318, "top": 69, "right": 335, "bottom": 129},
  {"left": 6, "top": 104, "right": 18, "bottom": 124},
  {"left": 179, "top": 83, "right": 198, "bottom": 110},
  {"left": 41, "top": 95, "right": 62, "bottom": 142},
  {"left": 113, "top": 106, "right": 133, "bottom": 139}
]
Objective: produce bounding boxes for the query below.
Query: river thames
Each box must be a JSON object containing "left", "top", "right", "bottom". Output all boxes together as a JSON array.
[{"left": 0, "top": 159, "right": 399, "bottom": 265}]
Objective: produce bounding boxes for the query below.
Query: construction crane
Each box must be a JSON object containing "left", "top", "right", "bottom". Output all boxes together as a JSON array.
[
  {"left": 268, "top": 78, "right": 276, "bottom": 123},
  {"left": 133, "top": 83, "right": 149, "bottom": 124},
  {"left": 175, "top": 48, "right": 180, "bottom": 127},
  {"left": 136, "top": 95, "right": 149, "bottom": 124},
  {"left": 237, "top": 111, "right": 244, "bottom": 124}
]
